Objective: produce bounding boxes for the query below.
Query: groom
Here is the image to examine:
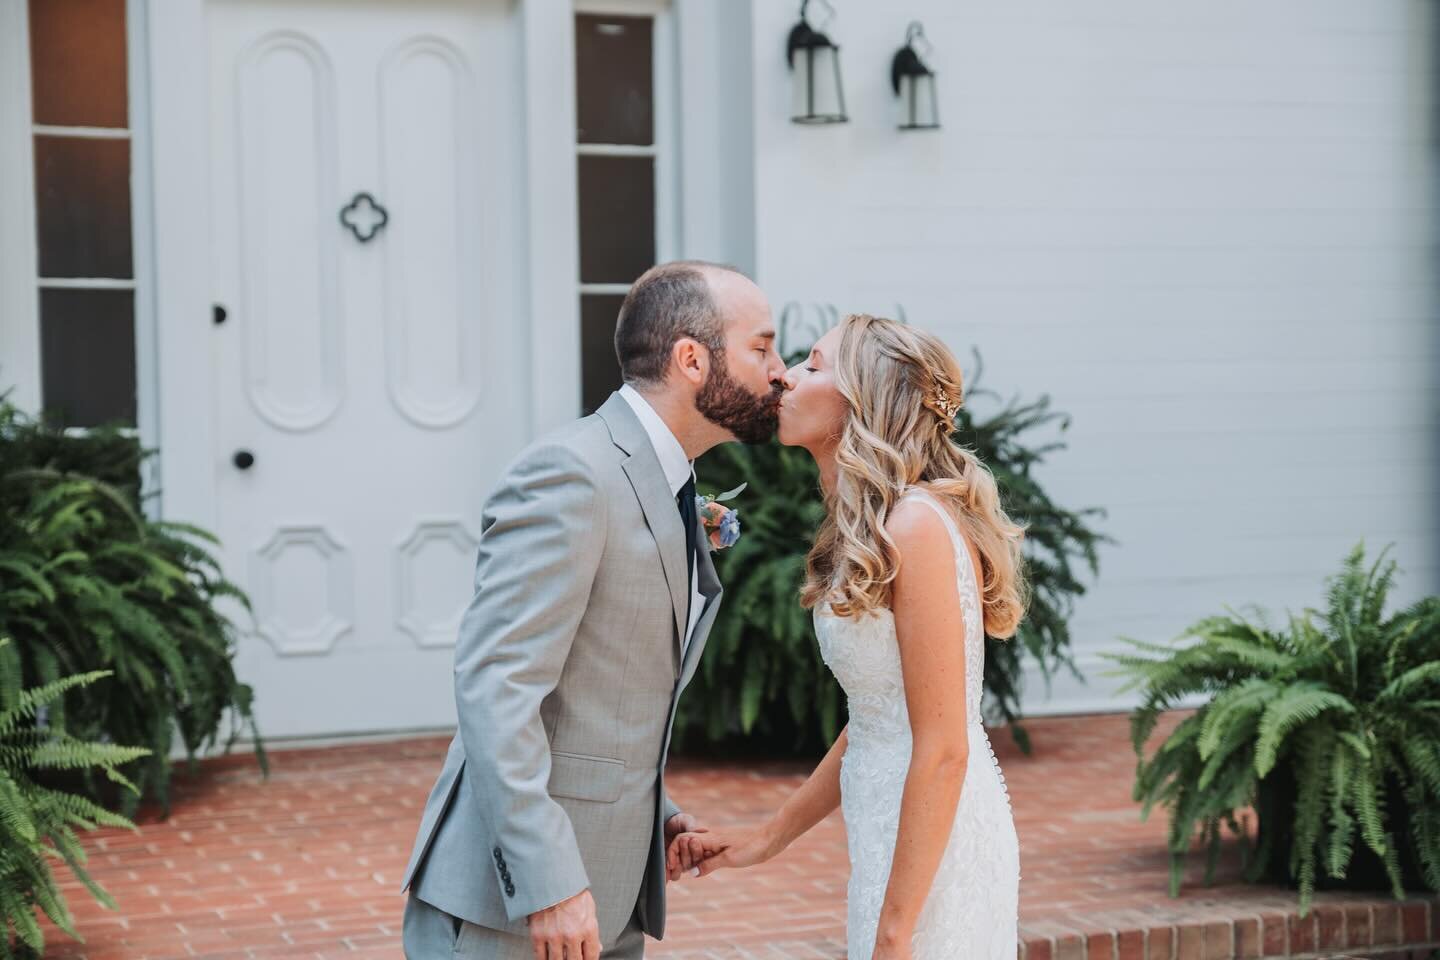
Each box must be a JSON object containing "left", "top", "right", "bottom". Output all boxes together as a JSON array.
[{"left": 400, "top": 261, "right": 785, "bottom": 959}]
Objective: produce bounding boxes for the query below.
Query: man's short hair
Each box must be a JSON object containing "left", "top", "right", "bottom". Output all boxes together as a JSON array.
[{"left": 613, "top": 261, "right": 744, "bottom": 386}]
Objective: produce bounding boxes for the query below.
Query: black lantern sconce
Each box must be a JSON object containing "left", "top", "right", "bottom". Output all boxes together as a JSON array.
[
  {"left": 891, "top": 22, "right": 939, "bottom": 130},
  {"left": 786, "top": 0, "right": 848, "bottom": 125}
]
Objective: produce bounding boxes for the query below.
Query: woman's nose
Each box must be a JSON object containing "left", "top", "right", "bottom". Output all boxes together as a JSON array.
[{"left": 781, "top": 366, "right": 799, "bottom": 390}]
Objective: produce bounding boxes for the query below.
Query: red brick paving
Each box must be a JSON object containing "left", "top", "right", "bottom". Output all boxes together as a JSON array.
[{"left": 35, "top": 712, "right": 1440, "bottom": 959}]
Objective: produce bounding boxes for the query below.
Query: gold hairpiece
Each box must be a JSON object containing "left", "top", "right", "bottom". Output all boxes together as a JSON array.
[{"left": 930, "top": 391, "right": 960, "bottom": 420}]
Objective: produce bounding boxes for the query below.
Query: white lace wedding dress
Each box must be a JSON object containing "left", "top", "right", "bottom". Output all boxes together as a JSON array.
[{"left": 816, "top": 487, "right": 1020, "bottom": 959}]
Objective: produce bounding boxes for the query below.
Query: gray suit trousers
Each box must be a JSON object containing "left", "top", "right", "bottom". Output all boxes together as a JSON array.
[{"left": 403, "top": 891, "right": 644, "bottom": 959}]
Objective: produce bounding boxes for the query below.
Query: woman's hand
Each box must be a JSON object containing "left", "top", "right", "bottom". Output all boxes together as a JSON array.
[{"left": 668, "top": 824, "right": 781, "bottom": 877}]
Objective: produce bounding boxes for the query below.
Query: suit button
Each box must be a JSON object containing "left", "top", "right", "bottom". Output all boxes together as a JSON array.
[
  {"left": 504, "top": 882, "right": 516, "bottom": 897},
  {"left": 492, "top": 847, "right": 503, "bottom": 861}
]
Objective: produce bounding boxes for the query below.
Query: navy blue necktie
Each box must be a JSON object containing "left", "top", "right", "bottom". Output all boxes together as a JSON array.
[{"left": 677, "top": 476, "right": 698, "bottom": 586}]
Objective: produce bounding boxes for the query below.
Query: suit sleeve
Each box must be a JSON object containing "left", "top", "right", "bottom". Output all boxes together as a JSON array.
[
  {"left": 662, "top": 791, "right": 682, "bottom": 826},
  {"left": 453, "top": 442, "right": 607, "bottom": 920}
]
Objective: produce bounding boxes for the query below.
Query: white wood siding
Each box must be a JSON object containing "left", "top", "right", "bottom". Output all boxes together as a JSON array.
[{"left": 747, "top": 0, "right": 1439, "bottom": 714}]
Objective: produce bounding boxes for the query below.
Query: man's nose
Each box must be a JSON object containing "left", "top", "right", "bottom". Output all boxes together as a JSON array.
[{"left": 769, "top": 354, "right": 787, "bottom": 383}]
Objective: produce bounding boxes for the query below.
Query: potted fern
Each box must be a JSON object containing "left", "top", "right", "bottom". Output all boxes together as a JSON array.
[
  {"left": 1, "top": 637, "right": 150, "bottom": 958},
  {"left": 1104, "top": 543, "right": 1440, "bottom": 915},
  {"left": 0, "top": 400, "right": 265, "bottom": 817}
]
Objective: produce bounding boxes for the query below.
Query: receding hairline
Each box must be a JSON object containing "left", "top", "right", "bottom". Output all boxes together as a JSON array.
[
  {"left": 633, "top": 259, "right": 746, "bottom": 289},
  {"left": 633, "top": 261, "right": 765, "bottom": 340}
]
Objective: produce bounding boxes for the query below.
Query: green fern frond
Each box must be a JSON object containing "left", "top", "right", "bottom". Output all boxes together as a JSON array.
[
  {"left": 1254, "top": 684, "right": 1354, "bottom": 778},
  {"left": 1198, "top": 677, "right": 1274, "bottom": 759}
]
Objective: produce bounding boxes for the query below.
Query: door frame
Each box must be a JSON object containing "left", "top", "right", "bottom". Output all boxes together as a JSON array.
[{"left": 0, "top": 0, "right": 40, "bottom": 415}]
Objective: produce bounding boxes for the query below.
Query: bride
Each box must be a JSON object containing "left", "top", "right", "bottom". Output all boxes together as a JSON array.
[{"left": 675, "top": 314, "right": 1026, "bottom": 959}]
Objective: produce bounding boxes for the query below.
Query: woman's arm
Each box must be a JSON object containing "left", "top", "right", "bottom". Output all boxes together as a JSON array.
[
  {"left": 872, "top": 499, "right": 974, "bottom": 956},
  {"left": 674, "top": 724, "right": 849, "bottom": 876},
  {"left": 763, "top": 722, "right": 849, "bottom": 854}
]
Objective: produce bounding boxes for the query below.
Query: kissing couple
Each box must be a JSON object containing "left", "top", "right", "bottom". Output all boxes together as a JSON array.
[{"left": 400, "top": 261, "right": 1025, "bottom": 960}]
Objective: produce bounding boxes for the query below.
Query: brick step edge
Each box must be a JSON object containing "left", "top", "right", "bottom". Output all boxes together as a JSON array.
[{"left": 1020, "top": 896, "right": 1439, "bottom": 960}]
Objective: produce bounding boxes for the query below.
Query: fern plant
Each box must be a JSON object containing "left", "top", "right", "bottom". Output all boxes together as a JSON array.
[
  {"left": 675, "top": 350, "right": 1110, "bottom": 755},
  {"left": 1103, "top": 543, "right": 1440, "bottom": 915},
  {"left": 0, "top": 400, "right": 265, "bottom": 817},
  {"left": 1, "top": 637, "right": 151, "bottom": 958}
]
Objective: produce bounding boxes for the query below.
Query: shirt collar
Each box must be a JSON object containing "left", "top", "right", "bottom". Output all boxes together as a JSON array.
[{"left": 618, "top": 383, "right": 694, "bottom": 496}]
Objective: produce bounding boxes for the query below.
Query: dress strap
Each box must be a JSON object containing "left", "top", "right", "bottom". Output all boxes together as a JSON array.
[
  {"left": 899, "top": 486, "right": 963, "bottom": 552},
  {"left": 899, "top": 486, "right": 979, "bottom": 613}
]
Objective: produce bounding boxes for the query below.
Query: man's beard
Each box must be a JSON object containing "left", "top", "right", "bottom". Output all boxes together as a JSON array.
[{"left": 696, "top": 351, "right": 781, "bottom": 444}]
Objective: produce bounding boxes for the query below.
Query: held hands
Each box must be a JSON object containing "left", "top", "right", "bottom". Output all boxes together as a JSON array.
[
  {"left": 665, "top": 822, "right": 781, "bottom": 879},
  {"left": 526, "top": 888, "right": 601, "bottom": 960},
  {"left": 663, "top": 813, "right": 710, "bottom": 880}
]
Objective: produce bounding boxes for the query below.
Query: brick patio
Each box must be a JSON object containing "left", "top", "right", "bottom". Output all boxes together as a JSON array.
[{"left": 37, "top": 711, "right": 1440, "bottom": 959}]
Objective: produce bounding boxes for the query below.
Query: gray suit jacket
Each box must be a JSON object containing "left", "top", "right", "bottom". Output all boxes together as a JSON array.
[{"left": 400, "top": 392, "right": 723, "bottom": 945}]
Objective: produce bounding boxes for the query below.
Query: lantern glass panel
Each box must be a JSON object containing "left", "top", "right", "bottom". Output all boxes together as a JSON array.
[
  {"left": 791, "top": 45, "right": 846, "bottom": 123},
  {"left": 899, "top": 73, "right": 939, "bottom": 129}
]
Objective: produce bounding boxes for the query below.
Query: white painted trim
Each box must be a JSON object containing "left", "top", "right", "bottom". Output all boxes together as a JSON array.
[
  {"left": 63, "top": 426, "right": 141, "bottom": 439},
  {"left": 579, "top": 283, "right": 632, "bottom": 295},
  {"left": 525, "top": 0, "right": 582, "bottom": 433},
  {"left": 128, "top": 0, "right": 162, "bottom": 514},
  {"left": 37, "top": 277, "right": 139, "bottom": 290},
  {"left": 32, "top": 124, "right": 132, "bottom": 139},
  {"left": 146, "top": 0, "right": 215, "bottom": 529},
  {"left": 0, "top": 0, "right": 40, "bottom": 413},
  {"left": 674, "top": 0, "right": 756, "bottom": 271},
  {"left": 574, "top": 0, "right": 668, "bottom": 15},
  {"left": 576, "top": 143, "right": 657, "bottom": 157},
  {"left": 651, "top": 4, "right": 679, "bottom": 263},
  {"left": 187, "top": 724, "right": 457, "bottom": 759}
]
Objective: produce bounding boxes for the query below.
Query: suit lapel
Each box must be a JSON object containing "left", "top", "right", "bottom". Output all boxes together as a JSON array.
[{"left": 598, "top": 393, "right": 690, "bottom": 660}]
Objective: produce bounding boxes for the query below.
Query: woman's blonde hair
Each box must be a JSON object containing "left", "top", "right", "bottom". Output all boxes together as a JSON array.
[{"left": 799, "top": 314, "right": 1028, "bottom": 638}]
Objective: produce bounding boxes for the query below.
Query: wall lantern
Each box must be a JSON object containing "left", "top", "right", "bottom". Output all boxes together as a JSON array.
[
  {"left": 891, "top": 21, "right": 939, "bottom": 130},
  {"left": 786, "top": 0, "right": 848, "bottom": 125}
]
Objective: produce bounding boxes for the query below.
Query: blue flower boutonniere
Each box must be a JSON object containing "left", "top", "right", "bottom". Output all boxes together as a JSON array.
[{"left": 696, "top": 482, "right": 745, "bottom": 551}]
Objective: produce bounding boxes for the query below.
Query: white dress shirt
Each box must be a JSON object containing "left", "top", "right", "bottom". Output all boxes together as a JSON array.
[{"left": 618, "top": 384, "right": 706, "bottom": 652}]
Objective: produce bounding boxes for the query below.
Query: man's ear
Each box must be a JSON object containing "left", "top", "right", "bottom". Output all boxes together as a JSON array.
[{"left": 672, "top": 337, "right": 709, "bottom": 386}]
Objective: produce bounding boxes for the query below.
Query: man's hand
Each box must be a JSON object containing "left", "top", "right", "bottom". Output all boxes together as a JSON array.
[
  {"left": 664, "top": 813, "right": 709, "bottom": 880},
  {"left": 527, "top": 888, "right": 601, "bottom": 960}
]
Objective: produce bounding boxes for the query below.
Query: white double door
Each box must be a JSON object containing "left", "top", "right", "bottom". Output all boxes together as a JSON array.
[{"left": 208, "top": 0, "right": 531, "bottom": 737}]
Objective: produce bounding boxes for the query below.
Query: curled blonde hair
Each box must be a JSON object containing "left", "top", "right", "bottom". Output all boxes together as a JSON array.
[{"left": 799, "top": 314, "right": 1028, "bottom": 639}]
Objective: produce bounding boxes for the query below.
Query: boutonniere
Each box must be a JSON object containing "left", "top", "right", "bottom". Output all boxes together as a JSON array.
[{"left": 696, "top": 482, "right": 745, "bottom": 551}]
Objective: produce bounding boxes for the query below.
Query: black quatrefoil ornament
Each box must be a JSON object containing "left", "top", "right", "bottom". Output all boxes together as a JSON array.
[{"left": 339, "top": 192, "right": 389, "bottom": 243}]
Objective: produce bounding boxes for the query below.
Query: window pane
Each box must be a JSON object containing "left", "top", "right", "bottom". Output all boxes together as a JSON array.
[
  {"left": 29, "top": 0, "right": 128, "bottom": 128},
  {"left": 39, "top": 288, "right": 137, "bottom": 428},
  {"left": 580, "top": 295, "right": 626, "bottom": 416},
  {"left": 575, "top": 15, "right": 652, "bottom": 146},
  {"left": 34, "top": 134, "right": 133, "bottom": 279},
  {"left": 578, "top": 156, "right": 654, "bottom": 285}
]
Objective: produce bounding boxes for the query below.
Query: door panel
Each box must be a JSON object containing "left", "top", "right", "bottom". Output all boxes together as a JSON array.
[{"left": 209, "top": 0, "right": 530, "bottom": 738}]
